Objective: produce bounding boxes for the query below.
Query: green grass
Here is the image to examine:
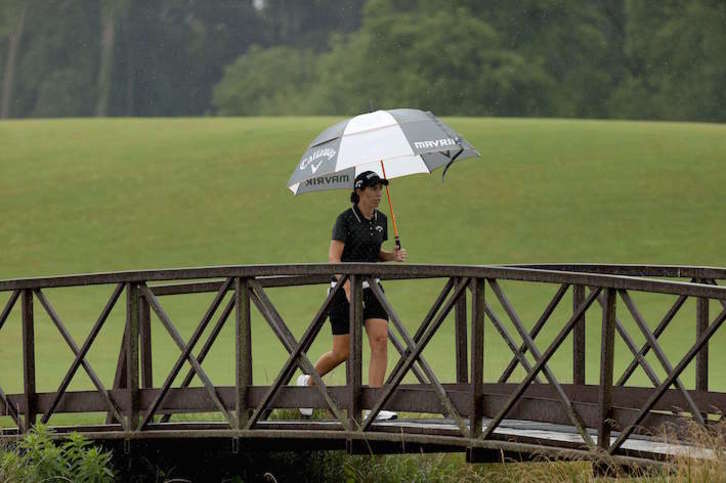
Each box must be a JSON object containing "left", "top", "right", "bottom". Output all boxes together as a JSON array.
[{"left": 1, "top": 117, "right": 726, "bottom": 427}]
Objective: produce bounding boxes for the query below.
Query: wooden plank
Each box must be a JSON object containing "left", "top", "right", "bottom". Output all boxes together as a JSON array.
[
  {"left": 470, "top": 278, "right": 484, "bottom": 438},
  {"left": 15, "top": 382, "right": 726, "bottom": 432},
  {"left": 0, "top": 290, "right": 20, "bottom": 331},
  {"left": 21, "top": 290, "right": 35, "bottom": 431},
  {"left": 139, "top": 295, "right": 153, "bottom": 389},
  {"left": 2, "top": 264, "right": 726, "bottom": 302},
  {"left": 455, "top": 278, "right": 468, "bottom": 383},
  {"left": 572, "top": 285, "right": 586, "bottom": 385},
  {"left": 697, "top": 294, "right": 709, "bottom": 392},
  {"left": 348, "top": 275, "right": 363, "bottom": 429},
  {"left": 126, "top": 283, "right": 140, "bottom": 431},
  {"left": 598, "top": 288, "right": 616, "bottom": 449},
  {"left": 106, "top": 313, "right": 128, "bottom": 424},
  {"left": 235, "top": 277, "right": 252, "bottom": 429}
]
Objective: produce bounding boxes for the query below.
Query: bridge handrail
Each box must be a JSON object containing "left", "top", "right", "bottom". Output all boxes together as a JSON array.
[
  {"left": 1, "top": 263, "right": 726, "bottom": 299},
  {"left": 502, "top": 263, "right": 726, "bottom": 279}
]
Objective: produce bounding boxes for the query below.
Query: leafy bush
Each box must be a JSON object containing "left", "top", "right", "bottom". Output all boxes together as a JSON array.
[{"left": 0, "top": 424, "right": 114, "bottom": 483}]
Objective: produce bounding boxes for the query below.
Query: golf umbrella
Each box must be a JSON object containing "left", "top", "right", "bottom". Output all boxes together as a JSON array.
[{"left": 287, "top": 108, "right": 479, "bottom": 248}]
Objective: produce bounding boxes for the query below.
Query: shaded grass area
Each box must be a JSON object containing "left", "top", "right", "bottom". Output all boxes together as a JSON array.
[{"left": 1, "top": 117, "right": 726, "bottom": 431}]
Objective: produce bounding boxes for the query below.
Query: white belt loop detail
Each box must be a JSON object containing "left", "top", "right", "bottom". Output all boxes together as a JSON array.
[{"left": 331, "top": 278, "right": 380, "bottom": 289}]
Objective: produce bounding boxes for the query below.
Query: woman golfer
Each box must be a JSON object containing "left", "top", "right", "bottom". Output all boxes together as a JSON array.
[{"left": 298, "top": 170, "right": 407, "bottom": 420}]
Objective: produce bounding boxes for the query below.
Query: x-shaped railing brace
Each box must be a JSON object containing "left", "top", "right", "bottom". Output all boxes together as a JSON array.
[
  {"left": 34, "top": 286, "right": 127, "bottom": 429},
  {"left": 367, "top": 277, "right": 468, "bottom": 435},
  {"left": 359, "top": 277, "right": 471, "bottom": 433},
  {"left": 480, "top": 286, "right": 602, "bottom": 444},
  {"left": 159, "top": 276, "right": 386, "bottom": 427},
  {"left": 609, "top": 296, "right": 726, "bottom": 453},
  {"left": 497, "top": 284, "right": 570, "bottom": 384},
  {"left": 245, "top": 276, "right": 351, "bottom": 430},
  {"left": 488, "top": 280, "right": 596, "bottom": 447},
  {"left": 159, "top": 295, "right": 236, "bottom": 423},
  {"left": 616, "top": 292, "right": 688, "bottom": 386},
  {"left": 616, "top": 289, "right": 705, "bottom": 424},
  {"left": 490, "top": 280, "right": 709, "bottom": 439},
  {"left": 385, "top": 278, "right": 456, "bottom": 386},
  {"left": 138, "top": 281, "right": 234, "bottom": 429}
]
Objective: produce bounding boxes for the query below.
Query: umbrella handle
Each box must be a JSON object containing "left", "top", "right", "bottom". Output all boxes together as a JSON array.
[{"left": 380, "top": 161, "right": 402, "bottom": 252}]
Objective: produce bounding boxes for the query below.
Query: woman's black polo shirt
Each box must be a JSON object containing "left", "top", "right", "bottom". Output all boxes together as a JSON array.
[{"left": 332, "top": 204, "right": 388, "bottom": 262}]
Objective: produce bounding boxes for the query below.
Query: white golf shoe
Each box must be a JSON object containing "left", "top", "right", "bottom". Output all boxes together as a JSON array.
[
  {"left": 363, "top": 409, "right": 398, "bottom": 421},
  {"left": 296, "top": 374, "right": 313, "bottom": 416}
]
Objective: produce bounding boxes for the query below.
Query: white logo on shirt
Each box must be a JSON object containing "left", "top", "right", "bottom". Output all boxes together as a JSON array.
[{"left": 376, "top": 226, "right": 383, "bottom": 232}]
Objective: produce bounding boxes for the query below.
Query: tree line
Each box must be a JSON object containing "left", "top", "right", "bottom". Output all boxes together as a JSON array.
[{"left": 1, "top": 0, "right": 724, "bottom": 121}]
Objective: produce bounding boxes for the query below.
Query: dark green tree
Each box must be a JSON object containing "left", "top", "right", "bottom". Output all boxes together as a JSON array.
[
  {"left": 214, "top": 0, "right": 554, "bottom": 116},
  {"left": 14, "top": 0, "right": 100, "bottom": 117},
  {"left": 460, "top": 0, "right": 628, "bottom": 118},
  {"left": 110, "top": 0, "right": 263, "bottom": 116},
  {"left": 258, "top": 0, "right": 366, "bottom": 50},
  {"left": 1, "top": 0, "right": 28, "bottom": 118},
  {"left": 611, "top": 0, "right": 726, "bottom": 121},
  {"left": 213, "top": 45, "right": 317, "bottom": 115}
]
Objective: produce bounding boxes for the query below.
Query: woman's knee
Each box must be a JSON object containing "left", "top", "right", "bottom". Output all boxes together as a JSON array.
[
  {"left": 331, "top": 346, "right": 349, "bottom": 363},
  {"left": 369, "top": 333, "right": 388, "bottom": 354}
]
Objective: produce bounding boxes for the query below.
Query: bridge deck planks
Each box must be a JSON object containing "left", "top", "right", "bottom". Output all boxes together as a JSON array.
[{"left": 0, "top": 417, "right": 710, "bottom": 462}]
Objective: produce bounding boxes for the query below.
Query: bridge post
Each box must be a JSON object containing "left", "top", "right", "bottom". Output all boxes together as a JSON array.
[
  {"left": 139, "top": 296, "right": 152, "bottom": 389},
  {"left": 455, "top": 278, "right": 468, "bottom": 384},
  {"left": 573, "top": 285, "right": 586, "bottom": 385},
  {"left": 21, "top": 289, "right": 36, "bottom": 431},
  {"left": 125, "top": 283, "right": 140, "bottom": 431},
  {"left": 469, "top": 278, "right": 484, "bottom": 439},
  {"left": 347, "top": 275, "right": 363, "bottom": 431},
  {"left": 696, "top": 293, "right": 709, "bottom": 393},
  {"left": 598, "top": 288, "right": 616, "bottom": 449},
  {"left": 235, "top": 277, "right": 252, "bottom": 429}
]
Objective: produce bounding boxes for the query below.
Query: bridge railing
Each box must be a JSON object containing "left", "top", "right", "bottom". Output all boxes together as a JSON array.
[{"left": 1, "top": 264, "right": 725, "bottom": 458}]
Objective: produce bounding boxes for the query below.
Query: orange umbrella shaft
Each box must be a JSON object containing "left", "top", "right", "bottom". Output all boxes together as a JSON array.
[{"left": 380, "top": 161, "right": 401, "bottom": 250}]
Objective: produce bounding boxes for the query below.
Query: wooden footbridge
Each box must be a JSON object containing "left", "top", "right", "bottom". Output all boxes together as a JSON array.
[{"left": 1, "top": 263, "right": 725, "bottom": 466}]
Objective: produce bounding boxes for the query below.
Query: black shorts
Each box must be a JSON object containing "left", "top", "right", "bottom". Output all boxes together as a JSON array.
[{"left": 328, "top": 283, "right": 389, "bottom": 336}]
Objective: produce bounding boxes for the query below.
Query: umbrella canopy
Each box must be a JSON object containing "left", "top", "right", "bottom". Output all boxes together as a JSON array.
[{"left": 287, "top": 108, "right": 479, "bottom": 195}]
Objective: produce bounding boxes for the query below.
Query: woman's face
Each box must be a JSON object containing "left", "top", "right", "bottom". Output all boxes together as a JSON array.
[{"left": 358, "top": 184, "right": 383, "bottom": 208}]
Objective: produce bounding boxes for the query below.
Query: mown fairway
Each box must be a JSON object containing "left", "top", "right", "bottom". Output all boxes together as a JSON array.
[{"left": 1, "top": 117, "right": 726, "bottom": 426}]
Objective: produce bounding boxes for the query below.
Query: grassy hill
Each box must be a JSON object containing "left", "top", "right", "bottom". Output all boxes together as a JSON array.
[{"left": 1, "top": 117, "right": 725, "bottom": 425}]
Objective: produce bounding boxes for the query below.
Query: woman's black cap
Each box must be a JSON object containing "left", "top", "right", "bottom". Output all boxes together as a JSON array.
[{"left": 354, "top": 170, "right": 389, "bottom": 189}]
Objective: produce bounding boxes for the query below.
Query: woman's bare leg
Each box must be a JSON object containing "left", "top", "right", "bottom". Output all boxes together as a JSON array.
[
  {"left": 307, "top": 334, "right": 349, "bottom": 385},
  {"left": 365, "top": 318, "right": 388, "bottom": 387}
]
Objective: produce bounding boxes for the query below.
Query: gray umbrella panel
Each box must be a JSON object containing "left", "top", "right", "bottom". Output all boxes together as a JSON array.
[{"left": 288, "top": 109, "right": 479, "bottom": 195}]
